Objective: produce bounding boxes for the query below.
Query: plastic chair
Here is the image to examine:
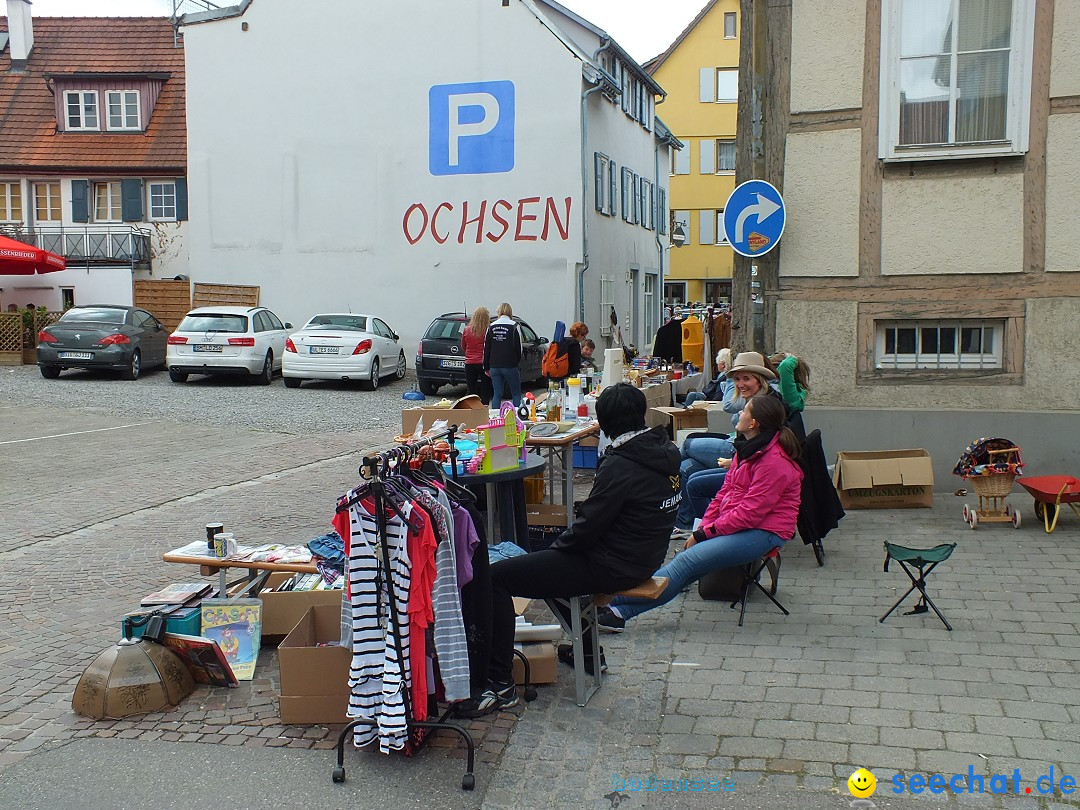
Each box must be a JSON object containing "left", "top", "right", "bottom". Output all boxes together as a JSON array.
[{"left": 879, "top": 542, "right": 957, "bottom": 631}]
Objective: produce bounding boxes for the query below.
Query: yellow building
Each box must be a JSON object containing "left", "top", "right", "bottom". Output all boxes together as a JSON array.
[{"left": 646, "top": 0, "right": 740, "bottom": 306}]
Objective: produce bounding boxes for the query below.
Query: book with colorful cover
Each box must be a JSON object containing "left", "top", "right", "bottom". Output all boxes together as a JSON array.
[
  {"left": 200, "top": 598, "right": 262, "bottom": 681},
  {"left": 141, "top": 582, "right": 213, "bottom": 606},
  {"left": 161, "top": 632, "right": 238, "bottom": 687}
]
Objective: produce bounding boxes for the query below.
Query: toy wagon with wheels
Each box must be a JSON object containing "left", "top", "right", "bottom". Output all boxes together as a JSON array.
[
  {"left": 953, "top": 439, "right": 1023, "bottom": 530},
  {"left": 1017, "top": 475, "right": 1080, "bottom": 534}
]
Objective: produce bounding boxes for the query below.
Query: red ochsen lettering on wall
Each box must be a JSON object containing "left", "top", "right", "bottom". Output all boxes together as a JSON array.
[{"left": 402, "top": 196, "right": 573, "bottom": 246}]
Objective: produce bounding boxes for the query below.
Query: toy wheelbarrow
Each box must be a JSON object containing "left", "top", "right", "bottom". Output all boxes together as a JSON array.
[{"left": 1016, "top": 475, "right": 1080, "bottom": 534}]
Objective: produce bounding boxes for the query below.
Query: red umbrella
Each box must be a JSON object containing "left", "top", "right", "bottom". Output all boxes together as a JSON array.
[{"left": 0, "top": 233, "right": 66, "bottom": 275}]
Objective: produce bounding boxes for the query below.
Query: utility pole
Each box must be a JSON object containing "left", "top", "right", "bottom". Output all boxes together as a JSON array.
[{"left": 732, "top": 0, "right": 790, "bottom": 354}]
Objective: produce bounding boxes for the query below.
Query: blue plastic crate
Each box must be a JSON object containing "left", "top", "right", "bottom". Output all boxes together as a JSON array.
[
  {"left": 121, "top": 605, "right": 202, "bottom": 639},
  {"left": 573, "top": 444, "right": 598, "bottom": 469}
]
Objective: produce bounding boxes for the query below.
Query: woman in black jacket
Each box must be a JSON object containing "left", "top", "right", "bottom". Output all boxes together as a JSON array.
[
  {"left": 483, "top": 302, "right": 524, "bottom": 406},
  {"left": 455, "top": 384, "right": 681, "bottom": 717}
]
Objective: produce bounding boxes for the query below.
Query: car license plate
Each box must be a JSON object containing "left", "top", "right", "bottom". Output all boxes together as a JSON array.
[
  {"left": 58, "top": 351, "right": 93, "bottom": 360},
  {"left": 439, "top": 359, "right": 465, "bottom": 369},
  {"left": 192, "top": 344, "right": 223, "bottom": 353},
  {"left": 309, "top": 346, "right": 338, "bottom": 355}
]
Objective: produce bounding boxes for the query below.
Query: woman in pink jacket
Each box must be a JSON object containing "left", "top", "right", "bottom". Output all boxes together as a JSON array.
[{"left": 600, "top": 394, "right": 802, "bottom": 627}]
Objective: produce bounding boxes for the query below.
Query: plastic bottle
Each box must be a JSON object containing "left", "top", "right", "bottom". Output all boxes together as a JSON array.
[{"left": 566, "top": 377, "right": 581, "bottom": 415}]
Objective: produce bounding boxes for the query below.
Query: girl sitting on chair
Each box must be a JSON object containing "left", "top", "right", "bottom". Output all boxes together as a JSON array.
[{"left": 598, "top": 395, "right": 803, "bottom": 631}]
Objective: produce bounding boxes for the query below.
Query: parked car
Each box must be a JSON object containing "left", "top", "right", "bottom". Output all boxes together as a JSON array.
[
  {"left": 282, "top": 313, "right": 407, "bottom": 390},
  {"left": 415, "top": 312, "right": 546, "bottom": 396},
  {"left": 166, "top": 306, "right": 292, "bottom": 384},
  {"left": 36, "top": 304, "right": 168, "bottom": 381}
]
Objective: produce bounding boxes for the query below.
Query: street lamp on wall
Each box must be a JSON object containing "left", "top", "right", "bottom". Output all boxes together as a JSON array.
[{"left": 670, "top": 223, "right": 687, "bottom": 248}]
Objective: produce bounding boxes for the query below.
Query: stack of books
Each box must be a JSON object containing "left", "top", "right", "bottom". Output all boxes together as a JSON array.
[
  {"left": 141, "top": 582, "right": 214, "bottom": 607},
  {"left": 266, "top": 572, "right": 343, "bottom": 592}
]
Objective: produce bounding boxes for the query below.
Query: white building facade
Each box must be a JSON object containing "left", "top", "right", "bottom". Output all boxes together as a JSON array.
[{"left": 179, "top": 0, "right": 676, "bottom": 352}]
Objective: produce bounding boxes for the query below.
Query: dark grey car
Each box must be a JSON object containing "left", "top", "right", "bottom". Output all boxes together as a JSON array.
[
  {"left": 415, "top": 312, "right": 546, "bottom": 396},
  {"left": 36, "top": 305, "right": 169, "bottom": 381}
]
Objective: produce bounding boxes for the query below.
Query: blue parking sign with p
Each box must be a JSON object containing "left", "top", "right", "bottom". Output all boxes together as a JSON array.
[{"left": 429, "top": 81, "right": 515, "bottom": 176}]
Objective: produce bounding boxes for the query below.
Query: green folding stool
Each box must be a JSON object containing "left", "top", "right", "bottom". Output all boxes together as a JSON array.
[{"left": 879, "top": 542, "right": 957, "bottom": 631}]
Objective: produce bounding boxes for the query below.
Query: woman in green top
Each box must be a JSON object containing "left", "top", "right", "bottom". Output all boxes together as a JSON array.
[{"left": 771, "top": 353, "right": 811, "bottom": 413}]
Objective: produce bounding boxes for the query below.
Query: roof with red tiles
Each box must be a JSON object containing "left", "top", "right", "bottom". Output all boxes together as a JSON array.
[{"left": 0, "top": 16, "right": 185, "bottom": 173}]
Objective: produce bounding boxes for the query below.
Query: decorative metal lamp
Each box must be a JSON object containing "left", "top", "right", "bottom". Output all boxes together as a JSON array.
[{"left": 72, "top": 614, "right": 195, "bottom": 720}]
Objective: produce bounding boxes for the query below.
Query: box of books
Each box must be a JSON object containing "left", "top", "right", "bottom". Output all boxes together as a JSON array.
[
  {"left": 259, "top": 571, "right": 345, "bottom": 638},
  {"left": 277, "top": 604, "right": 351, "bottom": 724}
]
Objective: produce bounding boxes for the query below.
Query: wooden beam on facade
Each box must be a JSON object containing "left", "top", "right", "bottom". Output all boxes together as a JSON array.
[
  {"left": 1024, "top": 0, "right": 1055, "bottom": 274},
  {"left": 788, "top": 108, "right": 862, "bottom": 133},
  {"left": 859, "top": 0, "right": 883, "bottom": 279}
]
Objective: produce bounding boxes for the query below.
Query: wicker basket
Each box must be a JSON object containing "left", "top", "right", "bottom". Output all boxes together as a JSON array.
[{"left": 971, "top": 473, "right": 1016, "bottom": 498}]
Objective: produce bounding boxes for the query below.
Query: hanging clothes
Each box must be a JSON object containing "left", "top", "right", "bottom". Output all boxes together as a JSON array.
[{"left": 653, "top": 317, "right": 683, "bottom": 362}]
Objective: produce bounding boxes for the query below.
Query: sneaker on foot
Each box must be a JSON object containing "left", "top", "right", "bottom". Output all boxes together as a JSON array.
[
  {"left": 596, "top": 607, "right": 626, "bottom": 634},
  {"left": 556, "top": 643, "right": 608, "bottom": 675},
  {"left": 453, "top": 680, "right": 519, "bottom": 718}
]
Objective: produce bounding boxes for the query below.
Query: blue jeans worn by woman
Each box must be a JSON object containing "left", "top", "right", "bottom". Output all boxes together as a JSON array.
[
  {"left": 686, "top": 468, "right": 729, "bottom": 520},
  {"left": 611, "top": 529, "right": 785, "bottom": 620},
  {"left": 489, "top": 366, "right": 521, "bottom": 407},
  {"left": 674, "top": 436, "right": 735, "bottom": 529}
]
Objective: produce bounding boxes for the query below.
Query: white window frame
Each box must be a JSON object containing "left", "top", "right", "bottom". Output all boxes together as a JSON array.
[
  {"left": 106, "top": 90, "right": 141, "bottom": 131},
  {"left": 644, "top": 274, "right": 657, "bottom": 339},
  {"left": 34, "top": 181, "right": 61, "bottom": 222},
  {"left": 724, "top": 12, "right": 738, "bottom": 39},
  {"left": 716, "top": 139, "right": 736, "bottom": 173},
  {"left": 878, "top": 0, "right": 1036, "bottom": 161},
  {"left": 875, "top": 319, "right": 1004, "bottom": 370},
  {"left": 715, "top": 209, "right": 729, "bottom": 244},
  {"left": 715, "top": 69, "right": 738, "bottom": 103},
  {"left": 93, "top": 181, "right": 123, "bottom": 223},
  {"left": 148, "top": 180, "right": 177, "bottom": 222},
  {"left": 64, "top": 90, "right": 99, "bottom": 131},
  {"left": 0, "top": 180, "right": 22, "bottom": 223},
  {"left": 594, "top": 153, "right": 610, "bottom": 215}
]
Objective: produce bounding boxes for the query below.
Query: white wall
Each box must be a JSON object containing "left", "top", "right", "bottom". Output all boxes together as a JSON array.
[
  {"left": 0, "top": 265, "right": 133, "bottom": 311},
  {"left": 183, "top": 0, "right": 664, "bottom": 352}
]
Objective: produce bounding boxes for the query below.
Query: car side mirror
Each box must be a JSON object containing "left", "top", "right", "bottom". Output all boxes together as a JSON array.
[
  {"left": 392, "top": 332, "right": 399, "bottom": 341},
  {"left": 284, "top": 322, "right": 293, "bottom": 329},
  {"left": 539, "top": 337, "right": 549, "bottom": 344}
]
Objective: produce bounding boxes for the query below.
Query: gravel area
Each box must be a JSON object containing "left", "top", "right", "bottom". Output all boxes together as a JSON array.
[{"left": 0, "top": 364, "right": 547, "bottom": 435}]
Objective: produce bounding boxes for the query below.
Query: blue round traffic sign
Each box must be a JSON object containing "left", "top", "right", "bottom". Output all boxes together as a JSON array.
[{"left": 722, "top": 180, "right": 786, "bottom": 257}]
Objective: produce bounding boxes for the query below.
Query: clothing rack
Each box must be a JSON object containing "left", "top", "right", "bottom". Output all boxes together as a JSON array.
[{"left": 331, "top": 425, "right": 477, "bottom": 791}]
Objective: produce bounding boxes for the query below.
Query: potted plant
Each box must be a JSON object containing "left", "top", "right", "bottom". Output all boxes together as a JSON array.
[{"left": 21, "top": 306, "right": 45, "bottom": 365}]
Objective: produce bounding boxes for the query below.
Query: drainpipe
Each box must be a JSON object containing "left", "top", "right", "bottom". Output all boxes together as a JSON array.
[
  {"left": 652, "top": 91, "right": 669, "bottom": 333},
  {"left": 578, "top": 37, "right": 616, "bottom": 323}
]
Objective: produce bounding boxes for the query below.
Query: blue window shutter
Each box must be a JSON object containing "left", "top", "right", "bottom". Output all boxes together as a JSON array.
[
  {"left": 71, "top": 180, "right": 89, "bottom": 223},
  {"left": 121, "top": 178, "right": 144, "bottom": 222},
  {"left": 175, "top": 177, "right": 188, "bottom": 221}
]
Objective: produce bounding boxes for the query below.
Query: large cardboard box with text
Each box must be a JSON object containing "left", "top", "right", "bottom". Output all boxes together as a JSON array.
[
  {"left": 832, "top": 449, "right": 935, "bottom": 509},
  {"left": 277, "top": 604, "right": 350, "bottom": 724},
  {"left": 260, "top": 572, "right": 344, "bottom": 638}
]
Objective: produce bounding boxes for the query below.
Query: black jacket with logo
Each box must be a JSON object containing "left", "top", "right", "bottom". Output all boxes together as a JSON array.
[
  {"left": 483, "top": 317, "right": 523, "bottom": 370},
  {"left": 553, "top": 426, "right": 681, "bottom": 580}
]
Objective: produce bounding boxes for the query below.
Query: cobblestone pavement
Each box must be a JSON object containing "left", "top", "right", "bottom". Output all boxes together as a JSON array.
[{"left": 1, "top": 382, "right": 1079, "bottom": 808}]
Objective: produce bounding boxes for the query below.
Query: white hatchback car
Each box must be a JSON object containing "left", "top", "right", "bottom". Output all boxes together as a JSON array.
[
  {"left": 167, "top": 306, "right": 292, "bottom": 384},
  {"left": 282, "top": 313, "right": 407, "bottom": 390}
]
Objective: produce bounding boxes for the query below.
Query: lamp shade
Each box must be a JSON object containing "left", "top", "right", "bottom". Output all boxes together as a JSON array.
[{"left": 72, "top": 638, "right": 195, "bottom": 720}]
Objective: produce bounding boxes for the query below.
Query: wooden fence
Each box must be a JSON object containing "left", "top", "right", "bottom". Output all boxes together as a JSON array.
[
  {"left": 192, "top": 283, "right": 260, "bottom": 309},
  {"left": 133, "top": 279, "right": 191, "bottom": 332}
]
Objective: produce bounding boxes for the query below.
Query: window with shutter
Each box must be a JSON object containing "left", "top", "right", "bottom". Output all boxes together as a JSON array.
[
  {"left": 716, "top": 70, "right": 738, "bottom": 103},
  {"left": 716, "top": 140, "right": 736, "bottom": 172},
  {"left": 148, "top": 181, "right": 176, "bottom": 221},
  {"left": 698, "top": 209, "right": 715, "bottom": 245},
  {"left": 699, "top": 138, "right": 715, "bottom": 174},
  {"left": 674, "top": 145, "right": 691, "bottom": 175},
  {"left": 699, "top": 67, "right": 714, "bottom": 102}
]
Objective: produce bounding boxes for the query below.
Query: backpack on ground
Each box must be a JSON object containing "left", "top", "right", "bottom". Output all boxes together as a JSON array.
[{"left": 542, "top": 339, "right": 571, "bottom": 379}]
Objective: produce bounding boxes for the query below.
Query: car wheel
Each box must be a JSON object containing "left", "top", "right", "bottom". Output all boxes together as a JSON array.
[
  {"left": 419, "top": 380, "right": 440, "bottom": 396},
  {"left": 169, "top": 367, "right": 188, "bottom": 383},
  {"left": 121, "top": 349, "right": 141, "bottom": 381},
  {"left": 256, "top": 351, "right": 273, "bottom": 385},
  {"left": 394, "top": 351, "right": 407, "bottom": 381},
  {"left": 364, "top": 358, "right": 380, "bottom": 391},
  {"left": 40, "top": 365, "right": 61, "bottom": 379},
  {"left": 283, "top": 376, "right": 302, "bottom": 389}
]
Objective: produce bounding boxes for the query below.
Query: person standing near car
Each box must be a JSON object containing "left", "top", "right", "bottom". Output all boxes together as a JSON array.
[
  {"left": 483, "top": 302, "right": 524, "bottom": 407},
  {"left": 462, "top": 306, "right": 492, "bottom": 404}
]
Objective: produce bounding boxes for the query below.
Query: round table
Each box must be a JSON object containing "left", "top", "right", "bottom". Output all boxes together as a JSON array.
[{"left": 454, "top": 453, "right": 547, "bottom": 546}]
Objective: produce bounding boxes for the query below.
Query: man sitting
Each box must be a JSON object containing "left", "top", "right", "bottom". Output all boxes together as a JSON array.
[{"left": 455, "top": 383, "right": 680, "bottom": 717}]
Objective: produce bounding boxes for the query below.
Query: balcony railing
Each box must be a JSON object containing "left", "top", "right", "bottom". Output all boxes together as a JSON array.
[{"left": 0, "top": 225, "right": 152, "bottom": 271}]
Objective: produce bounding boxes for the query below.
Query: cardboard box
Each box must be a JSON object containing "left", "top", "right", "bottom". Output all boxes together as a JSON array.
[
  {"left": 641, "top": 382, "right": 672, "bottom": 426},
  {"left": 277, "top": 604, "right": 351, "bottom": 724},
  {"left": 833, "top": 449, "right": 935, "bottom": 509},
  {"left": 526, "top": 503, "right": 568, "bottom": 527},
  {"left": 401, "top": 407, "right": 489, "bottom": 434},
  {"left": 512, "top": 641, "right": 557, "bottom": 685},
  {"left": 260, "top": 572, "right": 344, "bottom": 638},
  {"left": 648, "top": 404, "right": 714, "bottom": 432}
]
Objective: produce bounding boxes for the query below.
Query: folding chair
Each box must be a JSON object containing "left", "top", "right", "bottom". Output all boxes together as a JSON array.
[
  {"left": 879, "top": 542, "right": 957, "bottom": 631},
  {"left": 730, "top": 546, "right": 788, "bottom": 627}
]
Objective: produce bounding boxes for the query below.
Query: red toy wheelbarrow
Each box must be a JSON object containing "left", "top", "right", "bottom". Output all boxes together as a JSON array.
[{"left": 1017, "top": 475, "right": 1080, "bottom": 534}]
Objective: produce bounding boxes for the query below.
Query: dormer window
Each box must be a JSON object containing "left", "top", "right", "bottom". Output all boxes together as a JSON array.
[
  {"left": 107, "top": 90, "right": 141, "bottom": 131},
  {"left": 65, "top": 91, "right": 99, "bottom": 131}
]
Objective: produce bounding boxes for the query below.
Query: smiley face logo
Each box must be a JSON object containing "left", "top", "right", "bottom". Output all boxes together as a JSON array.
[{"left": 848, "top": 768, "right": 877, "bottom": 798}]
